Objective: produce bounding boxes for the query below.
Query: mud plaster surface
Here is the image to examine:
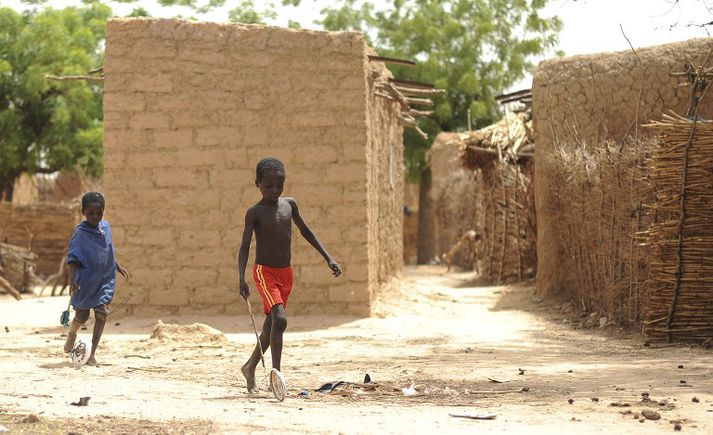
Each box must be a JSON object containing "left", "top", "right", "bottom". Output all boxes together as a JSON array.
[{"left": 1, "top": 266, "right": 711, "bottom": 433}]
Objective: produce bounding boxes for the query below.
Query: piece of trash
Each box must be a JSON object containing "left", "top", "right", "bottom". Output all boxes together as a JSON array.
[
  {"left": 692, "top": 397, "right": 700, "bottom": 403},
  {"left": 518, "top": 368, "right": 526, "bottom": 375},
  {"left": 519, "top": 387, "right": 530, "bottom": 393},
  {"left": 568, "top": 398, "right": 574, "bottom": 404},
  {"left": 402, "top": 384, "right": 417, "bottom": 396},
  {"left": 641, "top": 409, "right": 660, "bottom": 421},
  {"left": 70, "top": 397, "right": 90, "bottom": 407},
  {"left": 449, "top": 412, "right": 496, "bottom": 420},
  {"left": 298, "top": 390, "right": 310, "bottom": 398},
  {"left": 364, "top": 373, "right": 372, "bottom": 383},
  {"left": 21, "top": 414, "right": 40, "bottom": 423},
  {"left": 599, "top": 317, "right": 607, "bottom": 328},
  {"left": 316, "top": 381, "right": 346, "bottom": 393},
  {"left": 487, "top": 377, "right": 506, "bottom": 383}
]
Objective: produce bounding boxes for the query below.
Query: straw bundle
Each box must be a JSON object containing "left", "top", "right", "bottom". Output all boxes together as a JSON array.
[
  {"left": 0, "top": 202, "right": 79, "bottom": 275},
  {"left": 545, "top": 139, "right": 656, "bottom": 321},
  {"left": 0, "top": 242, "right": 40, "bottom": 292},
  {"left": 642, "top": 113, "right": 713, "bottom": 341},
  {"left": 476, "top": 160, "right": 536, "bottom": 283}
]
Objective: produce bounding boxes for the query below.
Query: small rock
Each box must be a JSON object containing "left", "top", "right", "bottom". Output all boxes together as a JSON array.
[
  {"left": 531, "top": 296, "right": 543, "bottom": 304},
  {"left": 641, "top": 409, "right": 661, "bottom": 421},
  {"left": 463, "top": 347, "right": 472, "bottom": 353},
  {"left": 599, "top": 317, "right": 607, "bottom": 328},
  {"left": 4, "top": 326, "right": 8, "bottom": 333},
  {"left": 677, "top": 364, "right": 684, "bottom": 369},
  {"left": 680, "top": 380, "right": 686, "bottom": 384},
  {"left": 298, "top": 390, "right": 310, "bottom": 398},
  {"left": 518, "top": 368, "right": 526, "bottom": 375},
  {"left": 674, "top": 423, "right": 682, "bottom": 431},
  {"left": 115, "top": 322, "right": 120, "bottom": 326},
  {"left": 519, "top": 387, "right": 530, "bottom": 393},
  {"left": 568, "top": 398, "right": 574, "bottom": 404},
  {"left": 567, "top": 369, "right": 573, "bottom": 373},
  {"left": 590, "top": 397, "right": 599, "bottom": 403},
  {"left": 641, "top": 392, "right": 650, "bottom": 399},
  {"left": 692, "top": 397, "right": 700, "bottom": 403},
  {"left": 643, "top": 341, "right": 651, "bottom": 347},
  {"left": 639, "top": 418, "right": 645, "bottom": 423},
  {"left": 21, "top": 414, "right": 40, "bottom": 423}
]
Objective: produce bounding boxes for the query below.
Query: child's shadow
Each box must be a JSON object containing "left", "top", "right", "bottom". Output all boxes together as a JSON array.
[{"left": 39, "top": 361, "right": 74, "bottom": 369}]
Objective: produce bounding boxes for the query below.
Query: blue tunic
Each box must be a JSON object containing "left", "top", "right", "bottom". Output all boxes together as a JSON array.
[{"left": 66, "top": 220, "right": 116, "bottom": 310}]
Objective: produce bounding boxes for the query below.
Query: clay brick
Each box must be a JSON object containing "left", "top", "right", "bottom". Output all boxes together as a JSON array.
[
  {"left": 129, "top": 112, "right": 171, "bottom": 130},
  {"left": 153, "top": 168, "right": 205, "bottom": 188},
  {"left": 149, "top": 287, "right": 190, "bottom": 306},
  {"left": 104, "top": 93, "right": 146, "bottom": 112},
  {"left": 141, "top": 229, "right": 175, "bottom": 247},
  {"left": 192, "top": 285, "right": 238, "bottom": 305},
  {"left": 152, "top": 129, "right": 194, "bottom": 149}
]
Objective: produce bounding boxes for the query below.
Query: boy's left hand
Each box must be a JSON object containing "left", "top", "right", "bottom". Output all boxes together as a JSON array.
[
  {"left": 328, "top": 260, "right": 342, "bottom": 277},
  {"left": 117, "top": 265, "right": 131, "bottom": 281}
]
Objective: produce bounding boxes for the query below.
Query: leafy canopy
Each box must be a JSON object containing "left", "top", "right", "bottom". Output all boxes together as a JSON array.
[
  {"left": 318, "top": 0, "right": 562, "bottom": 179},
  {"left": 0, "top": 3, "right": 110, "bottom": 198}
]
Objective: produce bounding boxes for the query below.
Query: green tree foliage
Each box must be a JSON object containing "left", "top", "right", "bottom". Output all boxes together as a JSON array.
[
  {"left": 319, "top": 0, "right": 562, "bottom": 180},
  {"left": 0, "top": 4, "right": 110, "bottom": 200}
]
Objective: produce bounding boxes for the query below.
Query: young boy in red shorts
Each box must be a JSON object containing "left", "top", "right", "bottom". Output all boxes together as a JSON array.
[{"left": 239, "top": 157, "right": 342, "bottom": 394}]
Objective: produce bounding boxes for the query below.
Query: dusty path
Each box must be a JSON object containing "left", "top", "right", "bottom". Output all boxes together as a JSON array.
[{"left": 1, "top": 266, "right": 711, "bottom": 433}]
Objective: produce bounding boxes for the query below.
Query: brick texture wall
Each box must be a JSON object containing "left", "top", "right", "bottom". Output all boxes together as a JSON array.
[
  {"left": 532, "top": 38, "right": 713, "bottom": 297},
  {"left": 103, "top": 18, "right": 402, "bottom": 316}
]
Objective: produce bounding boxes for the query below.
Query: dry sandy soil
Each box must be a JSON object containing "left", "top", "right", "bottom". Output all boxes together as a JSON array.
[{"left": 1, "top": 265, "right": 712, "bottom": 434}]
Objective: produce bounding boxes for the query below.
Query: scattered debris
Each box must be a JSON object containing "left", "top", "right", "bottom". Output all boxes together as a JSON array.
[
  {"left": 70, "top": 397, "right": 90, "bottom": 407},
  {"left": 641, "top": 410, "right": 661, "bottom": 421},
  {"left": 692, "top": 397, "right": 700, "bottom": 403},
  {"left": 402, "top": 384, "right": 417, "bottom": 396},
  {"left": 449, "top": 412, "right": 496, "bottom": 420},
  {"left": 21, "top": 414, "right": 40, "bottom": 423},
  {"left": 487, "top": 377, "right": 507, "bottom": 383},
  {"left": 567, "top": 369, "right": 573, "bottom": 373}
]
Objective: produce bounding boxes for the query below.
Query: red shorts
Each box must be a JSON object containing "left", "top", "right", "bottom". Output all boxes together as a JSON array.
[{"left": 252, "top": 264, "right": 293, "bottom": 315}]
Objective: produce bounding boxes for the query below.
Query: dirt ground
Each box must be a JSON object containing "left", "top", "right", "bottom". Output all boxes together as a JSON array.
[{"left": 1, "top": 265, "right": 712, "bottom": 434}]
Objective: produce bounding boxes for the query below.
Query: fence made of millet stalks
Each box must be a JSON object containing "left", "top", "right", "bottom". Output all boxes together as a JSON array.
[
  {"left": 544, "top": 138, "right": 657, "bottom": 323},
  {"left": 642, "top": 114, "right": 713, "bottom": 342}
]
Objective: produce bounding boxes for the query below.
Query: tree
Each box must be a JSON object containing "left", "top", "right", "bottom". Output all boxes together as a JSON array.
[
  {"left": 0, "top": 4, "right": 111, "bottom": 201},
  {"left": 319, "top": 0, "right": 562, "bottom": 181}
]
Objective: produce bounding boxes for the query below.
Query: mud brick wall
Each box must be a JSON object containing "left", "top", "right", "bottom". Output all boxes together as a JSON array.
[
  {"left": 103, "top": 18, "right": 402, "bottom": 316},
  {"left": 0, "top": 202, "right": 80, "bottom": 275},
  {"left": 533, "top": 38, "right": 713, "bottom": 298}
]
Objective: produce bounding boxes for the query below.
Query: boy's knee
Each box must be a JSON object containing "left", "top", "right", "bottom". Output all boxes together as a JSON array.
[
  {"left": 271, "top": 307, "right": 287, "bottom": 331},
  {"left": 95, "top": 312, "right": 107, "bottom": 323},
  {"left": 74, "top": 310, "right": 90, "bottom": 324}
]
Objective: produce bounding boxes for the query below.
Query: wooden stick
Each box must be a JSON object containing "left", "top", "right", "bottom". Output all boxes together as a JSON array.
[
  {"left": 368, "top": 55, "right": 416, "bottom": 66},
  {"left": 44, "top": 74, "right": 104, "bottom": 81},
  {"left": 0, "top": 274, "right": 22, "bottom": 300}
]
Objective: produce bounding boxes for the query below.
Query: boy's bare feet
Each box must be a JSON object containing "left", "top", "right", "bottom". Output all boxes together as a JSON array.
[
  {"left": 86, "top": 355, "right": 98, "bottom": 366},
  {"left": 64, "top": 330, "right": 77, "bottom": 353},
  {"left": 241, "top": 363, "right": 258, "bottom": 394}
]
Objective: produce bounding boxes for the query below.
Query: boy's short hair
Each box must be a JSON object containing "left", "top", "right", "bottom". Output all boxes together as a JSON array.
[
  {"left": 81, "top": 191, "right": 105, "bottom": 211},
  {"left": 256, "top": 157, "right": 285, "bottom": 182}
]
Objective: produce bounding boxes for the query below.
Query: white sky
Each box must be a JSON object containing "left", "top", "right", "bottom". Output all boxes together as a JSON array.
[{"left": 3, "top": 0, "right": 713, "bottom": 89}]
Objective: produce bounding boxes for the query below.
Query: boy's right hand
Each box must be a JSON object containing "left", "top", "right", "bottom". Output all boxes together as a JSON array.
[{"left": 239, "top": 280, "right": 250, "bottom": 300}]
